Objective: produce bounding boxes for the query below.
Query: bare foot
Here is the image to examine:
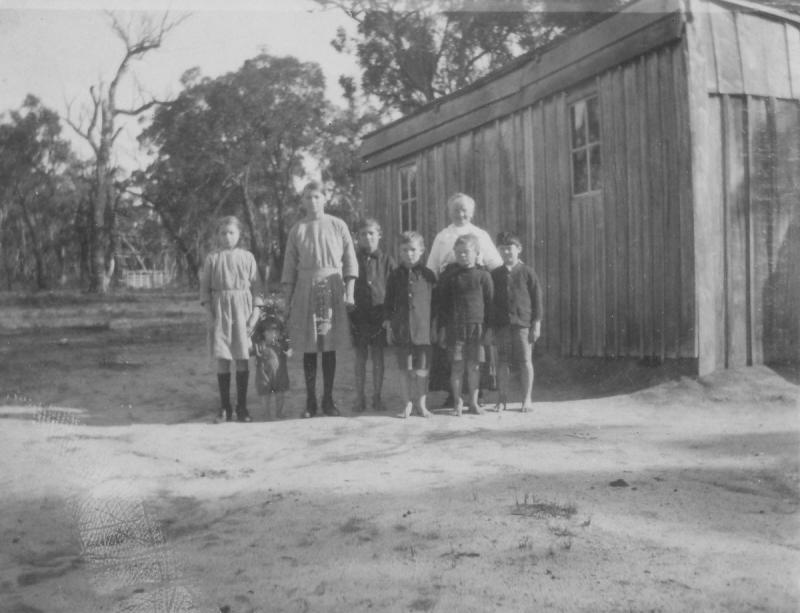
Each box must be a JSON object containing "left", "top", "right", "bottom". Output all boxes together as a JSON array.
[
  {"left": 521, "top": 403, "right": 533, "bottom": 413},
  {"left": 454, "top": 401, "right": 463, "bottom": 417},
  {"left": 469, "top": 404, "right": 485, "bottom": 415},
  {"left": 418, "top": 405, "right": 433, "bottom": 418},
  {"left": 402, "top": 402, "right": 412, "bottom": 419}
]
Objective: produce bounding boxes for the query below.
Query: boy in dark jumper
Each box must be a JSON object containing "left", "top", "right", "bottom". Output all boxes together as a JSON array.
[
  {"left": 435, "top": 234, "right": 494, "bottom": 416},
  {"left": 383, "top": 231, "right": 437, "bottom": 418},
  {"left": 349, "top": 218, "right": 395, "bottom": 412},
  {"left": 491, "top": 231, "right": 543, "bottom": 412}
]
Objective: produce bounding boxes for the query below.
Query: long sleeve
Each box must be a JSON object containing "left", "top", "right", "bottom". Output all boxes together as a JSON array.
[
  {"left": 530, "top": 270, "right": 543, "bottom": 324},
  {"left": 482, "top": 271, "right": 495, "bottom": 328},
  {"left": 477, "top": 228, "right": 503, "bottom": 271},
  {"left": 247, "top": 251, "right": 264, "bottom": 307},
  {"left": 340, "top": 221, "right": 358, "bottom": 280},
  {"left": 383, "top": 269, "right": 397, "bottom": 322}
]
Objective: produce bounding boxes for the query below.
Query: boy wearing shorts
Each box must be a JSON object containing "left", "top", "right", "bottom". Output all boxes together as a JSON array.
[
  {"left": 383, "top": 232, "right": 437, "bottom": 418},
  {"left": 435, "top": 234, "right": 494, "bottom": 416},
  {"left": 491, "top": 232, "right": 542, "bottom": 412}
]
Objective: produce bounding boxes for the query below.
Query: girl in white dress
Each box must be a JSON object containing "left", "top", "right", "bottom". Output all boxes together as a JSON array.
[{"left": 200, "top": 216, "right": 263, "bottom": 422}]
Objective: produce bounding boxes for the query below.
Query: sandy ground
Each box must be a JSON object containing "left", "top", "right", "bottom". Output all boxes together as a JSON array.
[{"left": 0, "top": 294, "right": 798, "bottom": 613}]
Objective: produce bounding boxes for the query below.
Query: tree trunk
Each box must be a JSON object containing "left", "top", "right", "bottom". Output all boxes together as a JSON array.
[
  {"left": 16, "top": 194, "right": 48, "bottom": 291},
  {"left": 90, "top": 102, "right": 114, "bottom": 294},
  {"left": 240, "top": 169, "right": 267, "bottom": 285}
]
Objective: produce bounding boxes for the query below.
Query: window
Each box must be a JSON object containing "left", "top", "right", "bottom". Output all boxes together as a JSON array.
[
  {"left": 398, "top": 164, "right": 418, "bottom": 232},
  {"left": 569, "top": 96, "right": 602, "bottom": 195}
]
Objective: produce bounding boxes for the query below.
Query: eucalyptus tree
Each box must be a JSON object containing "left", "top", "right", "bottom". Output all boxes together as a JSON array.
[
  {"left": 0, "top": 96, "right": 82, "bottom": 290},
  {"left": 138, "top": 54, "right": 334, "bottom": 283},
  {"left": 318, "top": 0, "right": 624, "bottom": 115}
]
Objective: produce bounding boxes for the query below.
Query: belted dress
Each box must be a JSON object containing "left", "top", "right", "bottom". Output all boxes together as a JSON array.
[
  {"left": 281, "top": 214, "right": 358, "bottom": 354},
  {"left": 200, "top": 247, "right": 263, "bottom": 361}
]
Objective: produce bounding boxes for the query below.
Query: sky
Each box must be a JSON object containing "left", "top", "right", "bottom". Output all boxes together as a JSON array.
[{"left": 0, "top": 0, "right": 360, "bottom": 168}]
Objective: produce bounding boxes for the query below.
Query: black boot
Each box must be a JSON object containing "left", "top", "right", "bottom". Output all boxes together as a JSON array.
[
  {"left": 321, "top": 351, "right": 339, "bottom": 416},
  {"left": 321, "top": 396, "right": 340, "bottom": 416},
  {"left": 304, "top": 395, "right": 318, "bottom": 418},
  {"left": 235, "top": 370, "right": 251, "bottom": 422},
  {"left": 216, "top": 373, "right": 233, "bottom": 422}
]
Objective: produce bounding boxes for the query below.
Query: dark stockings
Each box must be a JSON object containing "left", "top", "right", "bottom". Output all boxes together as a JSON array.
[
  {"left": 303, "top": 352, "right": 318, "bottom": 411},
  {"left": 235, "top": 370, "right": 249, "bottom": 411},
  {"left": 303, "top": 351, "right": 336, "bottom": 414},
  {"left": 321, "top": 351, "right": 336, "bottom": 400},
  {"left": 217, "top": 373, "right": 231, "bottom": 411}
]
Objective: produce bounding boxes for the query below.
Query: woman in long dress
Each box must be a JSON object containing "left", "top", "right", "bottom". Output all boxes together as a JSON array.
[
  {"left": 281, "top": 181, "right": 358, "bottom": 417},
  {"left": 426, "top": 193, "right": 502, "bottom": 403}
]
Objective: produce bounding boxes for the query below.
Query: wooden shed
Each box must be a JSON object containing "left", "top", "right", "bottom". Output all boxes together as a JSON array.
[{"left": 359, "top": 0, "right": 800, "bottom": 375}]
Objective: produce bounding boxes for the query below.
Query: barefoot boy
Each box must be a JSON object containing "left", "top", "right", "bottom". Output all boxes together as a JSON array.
[
  {"left": 491, "top": 231, "right": 542, "bottom": 412},
  {"left": 383, "top": 231, "right": 437, "bottom": 418},
  {"left": 436, "top": 234, "right": 494, "bottom": 416}
]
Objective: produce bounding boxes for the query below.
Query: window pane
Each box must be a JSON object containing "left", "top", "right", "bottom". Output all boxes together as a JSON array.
[
  {"left": 589, "top": 144, "right": 602, "bottom": 191},
  {"left": 408, "top": 167, "right": 417, "bottom": 199},
  {"left": 571, "top": 101, "right": 586, "bottom": 148},
  {"left": 410, "top": 200, "right": 417, "bottom": 230},
  {"left": 400, "top": 172, "right": 409, "bottom": 201},
  {"left": 572, "top": 149, "right": 588, "bottom": 194},
  {"left": 401, "top": 205, "right": 409, "bottom": 232},
  {"left": 587, "top": 97, "right": 600, "bottom": 144}
]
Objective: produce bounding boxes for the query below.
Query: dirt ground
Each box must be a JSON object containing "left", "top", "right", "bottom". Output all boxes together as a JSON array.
[{"left": 0, "top": 293, "right": 798, "bottom": 613}]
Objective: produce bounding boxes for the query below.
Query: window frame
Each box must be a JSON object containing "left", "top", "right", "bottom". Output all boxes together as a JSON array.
[
  {"left": 568, "top": 93, "right": 602, "bottom": 197},
  {"left": 398, "top": 162, "right": 418, "bottom": 232}
]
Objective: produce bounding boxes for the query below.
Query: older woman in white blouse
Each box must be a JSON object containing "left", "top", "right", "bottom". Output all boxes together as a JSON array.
[{"left": 426, "top": 193, "right": 502, "bottom": 277}]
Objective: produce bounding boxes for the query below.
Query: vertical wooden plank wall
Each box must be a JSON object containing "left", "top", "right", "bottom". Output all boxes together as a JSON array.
[
  {"left": 768, "top": 101, "right": 800, "bottom": 363},
  {"left": 589, "top": 43, "right": 693, "bottom": 360},
  {"left": 698, "top": 4, "right": 800, "bottom": 368},
  {"left": 366, "top": 41, "right": 695, "bottom": 360}
]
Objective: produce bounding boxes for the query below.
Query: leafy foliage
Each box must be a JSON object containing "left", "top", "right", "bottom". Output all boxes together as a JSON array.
[
  {"left": 0, "top": 96, "right": 86, "bottom": 290},
  {"left": 320, "top": 0, "right": 624, "bottom": 115},
  {"left": 137, "top": 54, "right": 345, "bottom": 284}
]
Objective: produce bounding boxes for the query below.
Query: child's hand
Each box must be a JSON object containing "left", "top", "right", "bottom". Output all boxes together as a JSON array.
[
  {"left": 246, "top": 312, "right": 259, "bottom": 337},
  {"left": 284, "top": 348, "right": 294, "bottom": 358},
  {"left": 529, "top": 322, "right": 541, "bottom": 343}
]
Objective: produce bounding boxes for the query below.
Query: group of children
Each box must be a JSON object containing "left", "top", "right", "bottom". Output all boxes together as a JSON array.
[{"left": 201, "top": 208, "right": 542, "bottom": 422}]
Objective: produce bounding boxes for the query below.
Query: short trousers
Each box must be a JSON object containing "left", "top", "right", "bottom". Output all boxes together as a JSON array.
[
  {"left": 395, "top": 345, "right": 431, "bottom": 371},
  {"left": 495, "top": 325, "right": 533, "bottom": 368},
  {"left": 446, "top": 323, "right": 486, "bottom": 363}
]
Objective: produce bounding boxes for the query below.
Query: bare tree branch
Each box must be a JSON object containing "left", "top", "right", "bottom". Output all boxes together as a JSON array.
[{"left": 114, "top": 99, "right": 168, "bottom": 116}]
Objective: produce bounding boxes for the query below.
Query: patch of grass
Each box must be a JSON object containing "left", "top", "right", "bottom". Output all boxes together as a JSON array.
[
  {"left": 511, "top": 492, "right": 577, "bottom": 519},
  {"left": 340, "top": 516, "right": 366, "bottom": 534}
]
